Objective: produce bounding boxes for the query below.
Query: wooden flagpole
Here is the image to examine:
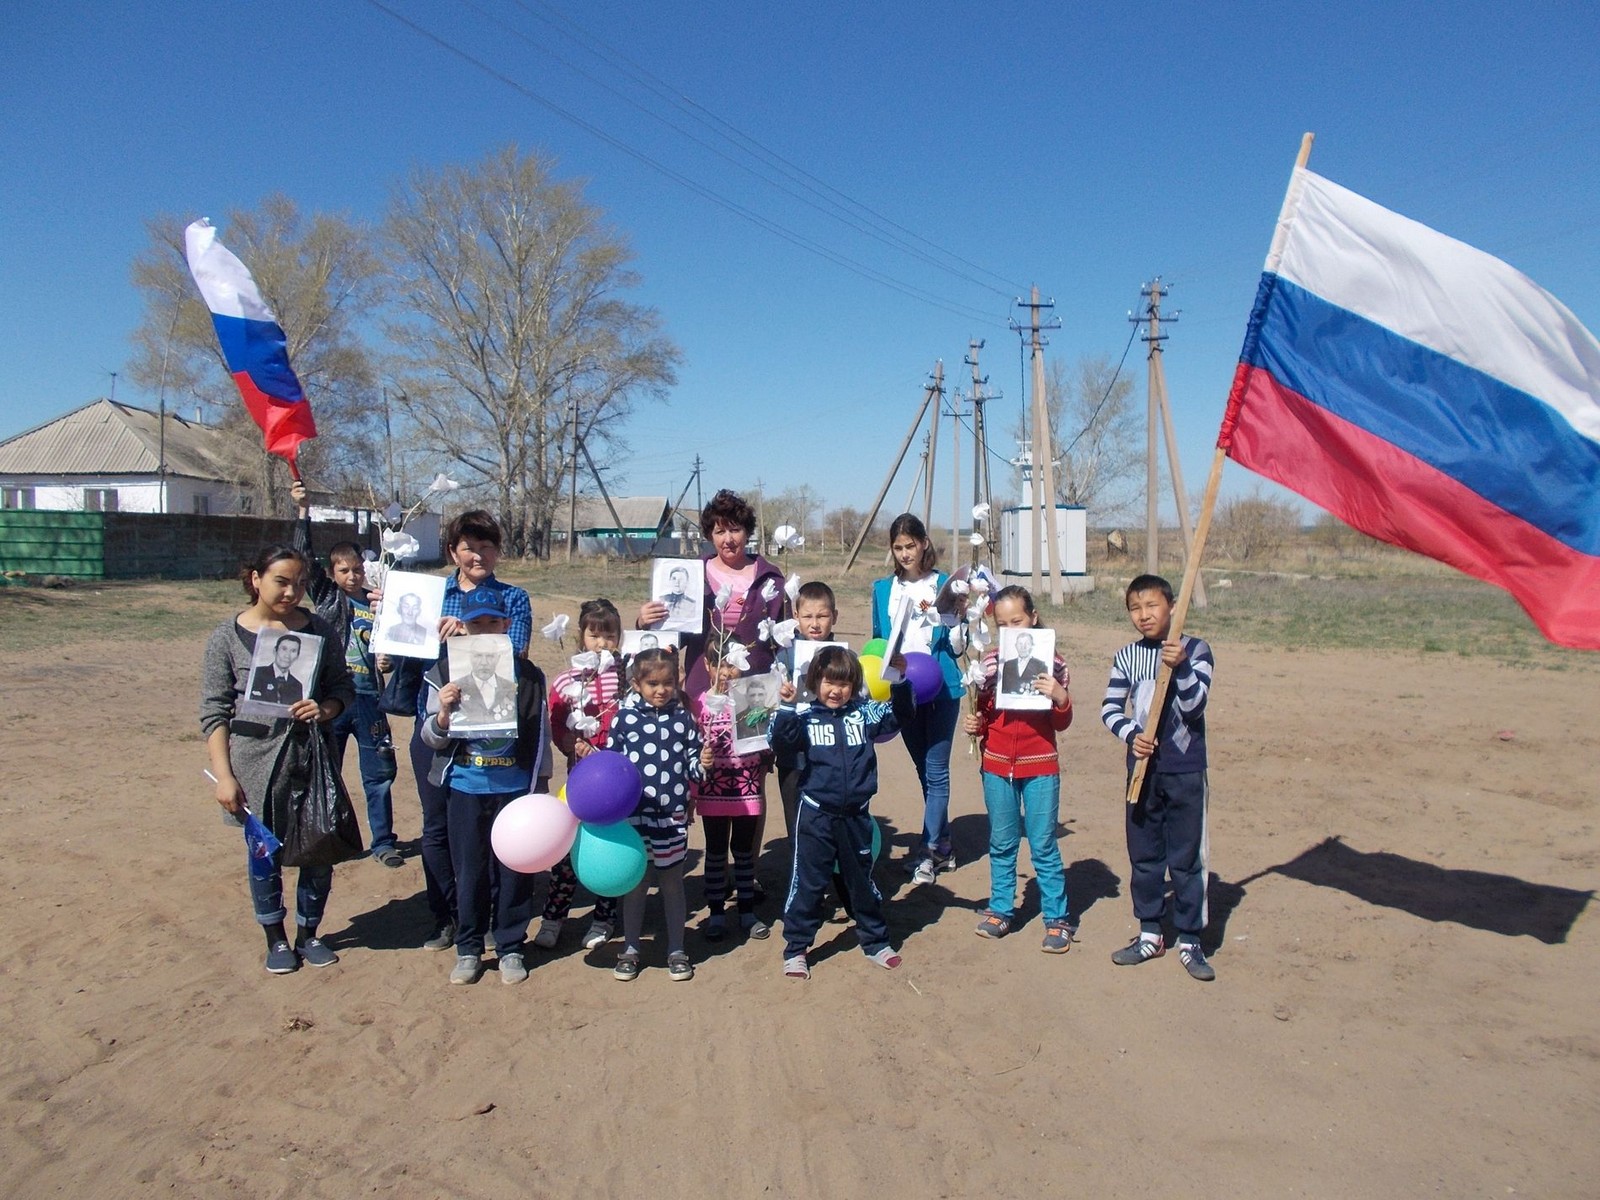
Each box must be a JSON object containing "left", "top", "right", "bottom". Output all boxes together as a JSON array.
[{"left": 1124, "top": 132, "right": 1314, "bottom": 804}]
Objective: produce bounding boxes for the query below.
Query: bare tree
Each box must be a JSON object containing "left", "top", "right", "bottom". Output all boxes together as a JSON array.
[
  {"left": 127, "top": 196, "right": 384, "bottom": 513},
  {"left": 769, "top": 485, "right": 821, "bottom": 542},
  {"left": 1214, "top": 489, "right": 1302, "bottom": 562},
  {"left": 1010, "top": 355, "right": 1141, "bottom": 522},
  {"left": 824, "top": 505, "right": 870, "bottom": 552},
  {"left": 383, "top": 146, "right": 680, "bottom": 557}
]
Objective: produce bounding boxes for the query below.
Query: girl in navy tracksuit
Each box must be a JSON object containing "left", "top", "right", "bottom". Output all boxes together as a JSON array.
[{"left": 769, "top": 647, "right": 902, "bottom": 979}]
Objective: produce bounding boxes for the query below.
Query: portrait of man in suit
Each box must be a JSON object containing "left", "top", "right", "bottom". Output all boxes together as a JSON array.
[
  {"left": 1000, "top": 630, "right": 1049, "bottom": 697},
  {"left": 451, "top": 637, "right": 517, "bottom": 731},
  {"left": 389, "top": 592, "right": 430, "bottom": 646},
  {"left": 248, "top": 634, "right": 305, "bottom": 706}
]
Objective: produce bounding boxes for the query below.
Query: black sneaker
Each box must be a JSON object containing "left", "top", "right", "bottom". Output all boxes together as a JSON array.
[
  {"left": 1178, "top": 942, "right": 1216, "bottom": 982},
  {"left": 423, "top": 922, "right": 457, "bottom": 952},
  {"left": 297, "top": 937, "right": 339, "bottom": 968},
  {"left": 1110, "top": 934, "right": 1165, "bottom": 966},
  {"left": 265, "top": 941, "right": 300, "bottom": 974}
]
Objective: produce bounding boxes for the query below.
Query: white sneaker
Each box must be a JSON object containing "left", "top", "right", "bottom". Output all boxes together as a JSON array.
[
  {"left": 911, "top": 858, "right": 938, "bottom": 886},
  {"left": 533, "top": 918, "right": 562, "bottom": 949},
  {"left": 449, "top": 954, "right": 482, "bottom": 985},
  {"left": 499, "top": 952, "right": 528, "bottom": 985},
  {"left": 582, "top": 920, "right": 613, "bottom": 950}
]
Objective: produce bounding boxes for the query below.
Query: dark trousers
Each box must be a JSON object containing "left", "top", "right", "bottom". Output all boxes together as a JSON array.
[
  {"left": 779, "top": 767, "right": 853, "bottom": 919},
  {"left": 447, "top": 788, "right": 536, "bottom": 957},
  {"left": 702, "top": 814, "right": 759, "bottom": 913},
  {"left": 330, "top": 691, "right": 397, "bottom": 853},
  {"left": 1125, "top": 769, "right": 1209, "bottom": 937},
  {"left": 782, "top": 798, "right": 888, "bottom": 956},
  {"left": 410, "top": 724, "right": 454, "bottom": 928}
]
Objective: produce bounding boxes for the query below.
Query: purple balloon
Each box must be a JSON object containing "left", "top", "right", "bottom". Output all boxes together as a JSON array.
[
  {"left": 902, "top": 651, "right": 942, "bottom": 705},
  {"left": 565, "top": 750, "right": 643, "bottom": 825}
]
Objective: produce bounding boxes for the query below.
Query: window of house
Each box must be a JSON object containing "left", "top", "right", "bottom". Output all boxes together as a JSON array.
[
  {"left": 192, "top": 494, "right": 211, "bottom": 516},
  {"left": 84, "top": 488, "right": 119, "bottom": 512},
  {"left": 2, "top": 486, "right": 35, "bottom": 509}
]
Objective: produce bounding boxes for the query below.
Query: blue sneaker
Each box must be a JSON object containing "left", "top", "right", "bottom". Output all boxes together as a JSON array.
[
  {"left": 265, "top": 941, "right": 299, "bottom": 974},
  {"left": 296, "top": 937, "right": 339, "bottom": 968}
]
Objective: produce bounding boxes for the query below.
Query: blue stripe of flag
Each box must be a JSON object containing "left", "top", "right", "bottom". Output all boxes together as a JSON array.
[
  {"left": 1242, "top": 276, "right": 1600, "bottom": 557},
  {"left": 209, "top": 313, "right": 305, "bottom": 403}
]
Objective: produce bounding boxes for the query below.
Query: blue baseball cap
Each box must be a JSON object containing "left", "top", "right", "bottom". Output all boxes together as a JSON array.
[{"left": 459, "top": 588, "right": 508, "bottom": 620}]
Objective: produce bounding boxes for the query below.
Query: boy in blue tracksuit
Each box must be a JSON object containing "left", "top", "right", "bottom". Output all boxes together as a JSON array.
[{"left": 769, "top": 647, "right": 902, "bottom": 980}]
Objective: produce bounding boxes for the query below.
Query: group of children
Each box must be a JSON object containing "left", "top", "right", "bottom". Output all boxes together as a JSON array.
[{"left": 202, "top": 496, "right": 1216, "bottom": 987}]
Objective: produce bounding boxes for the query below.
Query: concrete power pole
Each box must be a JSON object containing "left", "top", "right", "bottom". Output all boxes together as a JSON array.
[{"left": 1013, "top": 289, "right": 1063, "bottom": 605}]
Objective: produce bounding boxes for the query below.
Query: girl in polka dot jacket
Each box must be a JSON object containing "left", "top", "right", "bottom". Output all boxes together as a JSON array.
[{"left": 607, "top": 648, "right": 711, "bottom": 982}]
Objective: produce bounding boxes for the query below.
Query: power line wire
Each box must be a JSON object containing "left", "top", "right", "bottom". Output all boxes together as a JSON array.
[{"left": 363, "top": 0, "right": 1010, "bottom": 329}]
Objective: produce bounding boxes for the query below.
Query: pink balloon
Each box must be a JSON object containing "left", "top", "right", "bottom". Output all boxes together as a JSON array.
[{"left": 491, "top": 793, "right": 579, "bottom": 874}]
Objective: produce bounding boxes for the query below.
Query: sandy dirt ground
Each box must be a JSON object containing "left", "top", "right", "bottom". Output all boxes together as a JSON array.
[{"left": 2, "top": 585, "right": 1597, "bottom": 1198}]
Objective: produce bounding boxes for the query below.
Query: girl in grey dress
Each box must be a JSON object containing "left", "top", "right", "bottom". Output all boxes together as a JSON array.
[{"left": 201, "top": 545, "right": 354, "bottom": 975}]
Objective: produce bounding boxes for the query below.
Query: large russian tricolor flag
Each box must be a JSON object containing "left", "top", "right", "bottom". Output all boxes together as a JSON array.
[
  {"left": 184, "top": 218, "right": 317, "bottom": 466},
  {"left": 1220, "top": 168, "right": 1600, "bottom": 650}
]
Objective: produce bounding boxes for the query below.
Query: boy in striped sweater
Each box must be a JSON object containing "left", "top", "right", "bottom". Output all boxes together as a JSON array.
[{"left": 1100, "top": 574, "right": 1217, "bottom": 982}]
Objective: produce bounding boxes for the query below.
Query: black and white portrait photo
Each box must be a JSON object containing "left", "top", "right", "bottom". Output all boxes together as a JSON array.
[
  {"left": 650, "top": 558, "right": 705, "bottom": 634},
  {"left": 239, "top": 629, "right": 324, "bottom": 721},
  {"left": 997, "top": 626, "right": 1055, "bottom": 711},
  {"left": 621, "top": 628, "right": 681, "bottom": 660},
  {"left": 371, "top": 570, "right": 447, "bottom": 659},
  {"left": 446, "top": 633, "right": 518, "bottom": 736}
]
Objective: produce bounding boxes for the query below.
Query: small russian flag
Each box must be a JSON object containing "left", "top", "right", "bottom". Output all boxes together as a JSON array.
[{"left": 184, "top": 218, "right": 317, "bottom": 467}]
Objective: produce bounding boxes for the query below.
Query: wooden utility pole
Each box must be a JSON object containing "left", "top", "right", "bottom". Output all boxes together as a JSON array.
[
  {"left": 922, "top": 361, "right": 943, "bottom": 530},
  {"left": 843, "top": 366, "right": 942, "bottom": 573},
  {"left": 1015, "top": 289, "right": 1063, "bottom": 604},
  {"left": 1137, "top": 279, "right": 1207, "bottom": 607},
  {"left": 1145, "top": 288, "right": 1160, "bottom": 574},
  {"left": 966, "top": 338, "right": 998, "bottom": 568},
  {"left": 949, "top": 390, "right": 963, "bottom": 566},
  {"left": 577, "top": 431, "right": 639, "bottom": 563},
  {"left": 565, "top": 398, "right": 580, "bottom": 564}
]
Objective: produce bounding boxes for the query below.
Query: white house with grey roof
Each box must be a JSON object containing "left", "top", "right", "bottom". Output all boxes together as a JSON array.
[{"left": 0, "top": 398, "right": 244, "bottom": 515}]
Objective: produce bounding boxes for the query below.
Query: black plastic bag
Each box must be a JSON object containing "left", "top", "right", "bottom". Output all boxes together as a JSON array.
[
  {"left": 378, "top": 654, "right": 425, "bottom": 717},
  {"left": 279, "top": 725, "right": 366, "bottom": 867}
]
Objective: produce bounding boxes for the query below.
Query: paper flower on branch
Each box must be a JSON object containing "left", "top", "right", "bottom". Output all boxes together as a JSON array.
[
  {"left": 950, "top": 579, "right": 970, "bottom": 597},
  {"left": 713, "top": 583, "right": 734, "bottom": 613},
  {"left": 383, "top": 502, "right": 403, "bottom": 524},
  {"left": 427, "top": 472, "right": 461, "bottom": 494},
  {"left": 772, "top": 524, "right": 802, "bottom": 550},
  {"left": 970, "top": 565, "right": 997, "bottom": 594},
  {"left": 971, "top": 503, "right": 991, "bottom": 524},
  {"left": 964, "top": 659, "right": 988, "bottom": 687},
  {"left": 784, "top": 573, "right": 802, "bottom": 605},
  {"left": 558, "top": 679, "right": 584, "bottom": 704},
  {"left": 759, "top": 617, "right": 798, "bottom": 648},
  {"left": 969, "top": 532, "right": 986, "bottom": 547},
  {"left": 570, "top": 649, "right": 615, "bottom": 673},
  {"left": 760, "top": 578, "right": 780, "bottom": 603},
  {"left": 724, "top": 641, "right": 752, "bottom": 672},
  {"left": 381, "top": 529, "right": 422, "bottom": 562},
  {"left": 567, "top": 712, "right": 602, "bottom": 738},
  {"left": 702, "top": 692, "right": 732, "bottom": 714},
  {"left": 970, "top": 620, "right": 991, "bottom": 648},
  {"left": 541, "top": 613, "right": 570, "bottom": 645}
]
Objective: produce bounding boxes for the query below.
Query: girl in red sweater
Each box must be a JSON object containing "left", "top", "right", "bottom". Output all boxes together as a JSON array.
[{"left": 963, "top": 586, "right": 1075, "bottom": 952}]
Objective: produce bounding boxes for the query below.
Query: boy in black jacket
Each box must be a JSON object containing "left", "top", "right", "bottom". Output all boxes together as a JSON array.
[
  {"left": 291, "top": 479, "right": 401, "bottom": 867},
  {"left": 420, "top": 588, "right": 552, "bottom": 986},
  {"left": 769, "top": 647, "right": 902, "bottom": 980}
]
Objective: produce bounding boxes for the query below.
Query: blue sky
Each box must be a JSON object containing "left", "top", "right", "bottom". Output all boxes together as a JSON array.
[{"left": 3, "top": 0, "right": 1596, "bottom": 530}]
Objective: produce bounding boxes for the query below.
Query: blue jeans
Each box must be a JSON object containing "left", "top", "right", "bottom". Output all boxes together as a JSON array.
[
  {"left": 448, "top": 789, "right": 536, "bottom": 956},
  {"left": 982, "top": 772, "right": 1068, "bottom": 923},
  {"left": 892, "top": 686, "right": 960, "bottom": 855},
  {"left": 330, "top": 691, "right": 397, "bottom": 854},
  {"left": 248, "top": 854, "right": 333, "bottom": 930}
]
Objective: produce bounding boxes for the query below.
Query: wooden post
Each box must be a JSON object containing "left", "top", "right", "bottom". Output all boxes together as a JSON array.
[
  {"left": 1145, "top": 297, "right": 1160, "bottom": 574},
  {"left": 1030, "top": 288, "right": 1064, "bottom": 605},
  {"left": 950, "top": 390, "right": 962, "bottom": 567},
  {"left": 1147, "top": 281, "right": 1206, "bottom": 608},
  {"left": 1028, "top": 291, "right": 1046, "bottom": 600},
  {"left": 922, "top": 361, "right": 942, "bottom": 531},
  {"left": 1125, "top": 132, "right": 1314, "bottom": 804},
  {"left": 578, "top": 433, "right": 639, "bottom": 565},
  {"left": 843, "top": 370, "right": 940, "bottom": 573}
]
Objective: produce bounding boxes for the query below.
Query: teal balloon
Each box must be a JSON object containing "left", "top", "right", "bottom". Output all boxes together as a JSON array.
[
  {"left": 572, "top": 820, "right": 648, "bottom": 898},
  {"left": 836, "top": 819, "right": 884, "bottom": 872}
]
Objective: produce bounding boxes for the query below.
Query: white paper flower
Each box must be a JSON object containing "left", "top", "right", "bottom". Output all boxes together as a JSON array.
[
  {"left": 970, "top": 620, "right": 990, "bottom": 648},
  {"left": 427, "top": 472, "right": 461, "bottom": 493},
  {"left": 541, "top": 613, "right": 570, "bottom": 643},
  {"left": 964, "top": 660, "right": 987, "bottom": 687},
  {"left": 972, "top": 566, "right": 997, "bottom": 593},
  {"left": 714, "top": 583, "right": 734, "bottom": 612},
  {"left": 971, "top": 503, "right": 991, "bottom": 524},
  {"left": 773, "top": 524, "right": 798, "bottom": 546},
  {"left": 784, "top": 572, "right": 802, "bottom": 604},
  {"left": 362, "top": 549, "right": 379, "bottom": 562},
  {"left": 724, "top": 641, "right": 751, "bottom": 672},
  {"left": 950, "top": 579, "right": 970, "bottom": 596},
  {"left": 966, "top": 600, "right": 987, "bottom": 624},
  {"left": 383, "top": 502, "right": 404, "bottom": 523},
  {"left": 759, "top": 617, "right": 798, "bottom": 648},
  {"left": 568, "top": 712, "right": 601, "bottom": 738},
  {"left": 362, "top": 560, "right": 388, "bottom": 591},
  {"left": 571, "top": 649, "right": 614, "bottom": 673},
  {"left": 558, "top": 680, "right": 584, "bottom": 703},
  {"left": 969, "top": 532, "right": 986, "bottom": 547},
  {"left": 760, "top": 578, "right": 779, "bottom": 603},
  {"left": 380, "top": 529, "right": 421, "bottom": 562},
  {"left": 702, "top": 693, "right": 732, "bottom": 713}
]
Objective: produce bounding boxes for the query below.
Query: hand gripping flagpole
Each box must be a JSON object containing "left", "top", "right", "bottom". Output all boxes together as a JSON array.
[{"left": 1124, "top": 132, "right": 1314, "bottom": 806}]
